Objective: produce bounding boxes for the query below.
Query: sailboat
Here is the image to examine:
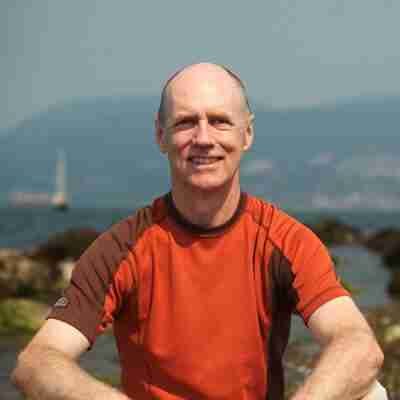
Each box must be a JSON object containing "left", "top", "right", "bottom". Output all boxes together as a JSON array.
[{"left": 51, "top": 150, "right": 69, "bottom": 211}]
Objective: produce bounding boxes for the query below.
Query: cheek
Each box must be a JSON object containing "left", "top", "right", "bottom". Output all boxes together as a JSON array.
[
  {"left": 218, "top": 136, "right": 245, "bottom": 154},
  {"left": 169, "top": 136, "right": 192, "bottom": 159}
]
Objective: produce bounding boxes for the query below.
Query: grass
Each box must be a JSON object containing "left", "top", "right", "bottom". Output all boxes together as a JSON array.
[{"left": 0, "top": 298, "right": 48, "bottom": 337}]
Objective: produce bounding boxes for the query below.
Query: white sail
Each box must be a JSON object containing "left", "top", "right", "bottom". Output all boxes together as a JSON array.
[{"left": 51, "top": 150, "right": 69, "bottom": 209}]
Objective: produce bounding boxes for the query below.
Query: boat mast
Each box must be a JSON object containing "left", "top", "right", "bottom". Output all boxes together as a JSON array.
[
  {"left": 52, "top": 149, "right": 68, "bottom": 209},
  {"left": 56, "top": 150, "right": 66, "bottom": 198}
]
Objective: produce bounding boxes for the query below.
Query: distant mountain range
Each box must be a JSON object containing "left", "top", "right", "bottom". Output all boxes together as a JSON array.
[{"left": 1, "top": 95, "right": 400, "bottom": 210}]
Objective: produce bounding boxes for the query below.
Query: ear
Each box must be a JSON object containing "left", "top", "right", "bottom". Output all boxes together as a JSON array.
[
  {"left": 242, "top": 113, "right": 254, "bottom": 151},
  {"left": 155, "top": 114, "right": 168, "bottom": 154}
]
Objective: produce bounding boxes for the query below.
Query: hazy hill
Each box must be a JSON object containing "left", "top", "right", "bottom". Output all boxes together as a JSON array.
[{"left": 1, "top": 95, "right": 400, "bottom": 209}]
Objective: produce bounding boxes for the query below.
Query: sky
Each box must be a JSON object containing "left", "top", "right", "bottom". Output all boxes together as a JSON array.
[{"left": 2, "top": 1, "right": 400, "bottom": 130}]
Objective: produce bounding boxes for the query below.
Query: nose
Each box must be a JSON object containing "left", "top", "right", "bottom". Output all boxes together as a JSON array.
[{"left": 193, "top": 119, "right": 213, "bottom": 146}]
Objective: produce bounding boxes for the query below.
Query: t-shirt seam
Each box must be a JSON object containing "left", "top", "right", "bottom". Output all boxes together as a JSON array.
[
  {"left": 243, "top": 203, "right": 331, "bottom": 319},
  {"left": 91, "top": 207, "right": 162, "bottom": 331},
  {"left": 126, "top": 207, "right": 169, "bottom": 260},
  {"left": 243, "top": 203, "right": 325, "bottom": 268}
]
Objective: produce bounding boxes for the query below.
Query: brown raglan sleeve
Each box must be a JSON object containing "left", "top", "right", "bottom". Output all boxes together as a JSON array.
[
  {"left": 285, "top": 223, "right": 350, "bottom": 324},
  {"left": 47, "top": 217, "right": 138, "bottom": 345}
]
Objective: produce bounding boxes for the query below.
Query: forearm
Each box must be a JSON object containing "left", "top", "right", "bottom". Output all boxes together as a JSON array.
[
  {"left": 290, "top": 330, "right": 383, "bottom": 400},
  {"left": 12, "top": 345, "right": 130, "bottom": 400}
]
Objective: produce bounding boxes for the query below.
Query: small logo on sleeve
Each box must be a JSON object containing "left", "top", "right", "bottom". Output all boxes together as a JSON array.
[{"left": 54, "top": 296, "right": 69, "bottom": 308}]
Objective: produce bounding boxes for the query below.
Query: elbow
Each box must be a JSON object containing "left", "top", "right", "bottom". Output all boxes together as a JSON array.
[
  {"left": 373, "top": 340, "right": 384, "bottom": 373},
  {"left": 363, "top": 334, "right": 384, "bottom": 380}
]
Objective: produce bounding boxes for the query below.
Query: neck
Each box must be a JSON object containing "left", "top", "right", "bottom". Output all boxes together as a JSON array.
[{"left": 171, "top": 179, "right": 242, "bottom": 228}]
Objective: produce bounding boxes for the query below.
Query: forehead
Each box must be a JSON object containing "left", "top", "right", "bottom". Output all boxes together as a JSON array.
[{"left": 166, "top": 66, "right": 244, "bottom": 115}]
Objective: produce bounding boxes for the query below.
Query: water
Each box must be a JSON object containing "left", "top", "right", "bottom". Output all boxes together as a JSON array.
[
  {"left": 0, "top": 206, "right": 137, "bottom": 249},
  {"left": 291, "top": 244, "right": 392, "bottom": 339},
  {"left": 2, "top": 206, "right": 400, "bottom": 249}
]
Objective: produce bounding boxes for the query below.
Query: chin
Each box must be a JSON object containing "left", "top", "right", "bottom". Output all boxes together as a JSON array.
[{"left": 185, "top": 176, "right": 232, "bottom": 193}]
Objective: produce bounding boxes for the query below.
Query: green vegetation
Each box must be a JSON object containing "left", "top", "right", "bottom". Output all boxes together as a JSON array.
[{"left": 0, "top": 298, "right": 47, "bottom": 337}]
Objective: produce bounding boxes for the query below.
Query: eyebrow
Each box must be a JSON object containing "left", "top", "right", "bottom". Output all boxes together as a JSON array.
[
  {"left": 167, "top": 110, "right": 235, "bottom": 128},
  {"left": 173, "top": 109, "right": 233, "bottom": 120}
]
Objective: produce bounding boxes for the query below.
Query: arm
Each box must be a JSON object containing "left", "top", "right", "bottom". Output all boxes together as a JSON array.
[
  {"left": 290, "top": 297, "right": 384, "bottom": 400},
  {"left": 11, "top": 318, "right": 130, "bottom": 400}
]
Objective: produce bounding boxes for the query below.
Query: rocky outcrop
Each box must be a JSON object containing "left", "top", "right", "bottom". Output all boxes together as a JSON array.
[
  {"left": 0, "top": 227, "right": 98, "bottom": 298},
  {"left": 365, "top": 228, "right": 400, "bottom": 255},
  {"left": 363, "top": 228, "right": 400, "bottom": 270},
  {"left": 0, "top": 248, "right": 77, "bottom": 299},
  {"left": 388, "top": 271, "right": 400, "bottom": 298},
  {"left": 308, "top": 218, "right": 364, "bottom": 246},
  {"left": 383, "top": 246, "right": 400, "bottom": 270},
  {"left": 0, "top": 249, "right": 52, "bottom": 298},
  {"left": 27, "top": 228, "right": 99, "bottom": 264},
  {"left": 365, "top": 302, "right": 400, "bottom": 399},
  {"left": 284, "top": 302, "right": 400, "bottom": 399}
]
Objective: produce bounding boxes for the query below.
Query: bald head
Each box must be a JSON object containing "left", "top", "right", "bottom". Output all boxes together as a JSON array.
[{"left": 158, "top": 63, "right": 252, "bottom": 127}]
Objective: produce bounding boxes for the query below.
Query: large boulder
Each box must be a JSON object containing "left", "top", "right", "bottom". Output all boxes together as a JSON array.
[
  {"left": 0, "top": 249, "right": 52, "bottom": 298},
  {"left": 364, "top": 302, "right": 400, "bottom": 398},
  {"left": 0, "top": 228, "right": 98, "bottom": 299},
  {"left": 363, "top": 228, "right": 400, "bottom": 270},
  {"left": 284, "top": 302, "right": 400, "bottom": 399},
  {"left": 27, "top": 228, "right": 100, "bottom": 264},
  {"left": 383, "top": 245, "right": 400, "bottom": 270},
  {"left": 364, "top": 228, "right": 400, "bottom": 255},
  {"left": 308, "top": 218, "right": 363, "bottom": 246},
  {"left": 388, "top": 270, "right": 400, "bottom": 297},
  {"left": 0, "top": 248, "right": 76, "bottom": 299}
]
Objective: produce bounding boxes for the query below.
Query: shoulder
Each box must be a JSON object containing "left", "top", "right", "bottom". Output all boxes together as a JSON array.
[
  {"left": 85, "top": 196, "right": 167, "bottom": 262},
  {"left": 244, "top": 194, "right": 318, "bottom": 245},
  {"left": 243, "top": 194, "right": 324, "bottom": 265}
]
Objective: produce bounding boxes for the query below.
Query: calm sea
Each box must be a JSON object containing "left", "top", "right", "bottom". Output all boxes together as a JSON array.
[{"left": 1, "top": 205, "right": 400, "bottom": 249}]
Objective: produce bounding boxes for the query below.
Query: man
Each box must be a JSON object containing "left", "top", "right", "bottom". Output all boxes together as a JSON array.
[{"left": 12, "top": 63, "right": 385, "bottom": 399}]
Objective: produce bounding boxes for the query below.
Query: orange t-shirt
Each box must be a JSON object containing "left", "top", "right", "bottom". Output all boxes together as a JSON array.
[{"left": 49, "top": 193, "right": 349, "bottom": 399}]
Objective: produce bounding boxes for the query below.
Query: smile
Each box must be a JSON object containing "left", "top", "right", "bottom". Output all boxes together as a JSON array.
[{"left": 188, "top": 156, "right": 223, "bottom": 165}]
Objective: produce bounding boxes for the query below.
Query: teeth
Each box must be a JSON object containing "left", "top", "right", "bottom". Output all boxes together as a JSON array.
[{"left": 191, "top": 157, "right": 219, "bottom": 165}]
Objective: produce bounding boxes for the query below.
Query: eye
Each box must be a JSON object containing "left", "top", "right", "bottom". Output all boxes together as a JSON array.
[
  {"left": 208, "top": 116, "right": 231, "bottom": 129},
  {"left": 174, "top": 117, "right": 197, "bottom": 131}
]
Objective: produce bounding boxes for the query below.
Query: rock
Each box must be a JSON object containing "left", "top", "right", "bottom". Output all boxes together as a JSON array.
[
  {"left": 284, "top": 302, "right": 400, "bottom": 399},
  {"left": 388, "top": 271, "right": 400, "bottom": 297},
  {"left": 57, "top": 258, "right": 76, "bottom": 289},
  {"left": 0, "top": 228, "right": 98, "bottom": 299},
  {"left": 383, "top": 245, "right": 400, "bottom": 270},
  {"left": 364, "top": 228, "right": 400, "bottom": 255},
  {"left": 308, "top": 218, "right": 363, "bottom": 246},
  {"left": 363, "top": 228, "right": 400, "bottom": 270},
  {"left": 0, "top": 249, "right": 52, "bottom": 298},
  {"left": 27, "top": 228, "right": 99, "bottom": 264},
  {"left": 384, "top": 324, "right": 400, "bottom": 344},
  {"left": 364, "top": 302, "right": 400, "bottom": 399}
]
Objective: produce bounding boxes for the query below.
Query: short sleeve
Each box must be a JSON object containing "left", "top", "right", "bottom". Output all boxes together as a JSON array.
[
  {"left": 47, "top": 225, "right": 136, "bottom": 346},
  {"left": 290, "top": 231, "right": 350, "bottom": 324}
]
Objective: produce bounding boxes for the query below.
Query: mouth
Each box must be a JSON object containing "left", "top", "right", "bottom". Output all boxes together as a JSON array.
[{"left": 188, "top": 156, "right": 223, "bottom": 166}]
